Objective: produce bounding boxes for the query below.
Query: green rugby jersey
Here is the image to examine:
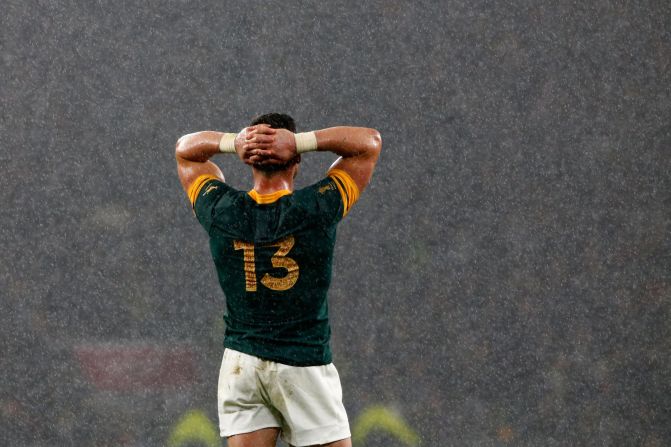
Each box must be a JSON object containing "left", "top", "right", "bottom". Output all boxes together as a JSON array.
[{"left": 188, "top": 169, "right": 359, "bottom": 366}]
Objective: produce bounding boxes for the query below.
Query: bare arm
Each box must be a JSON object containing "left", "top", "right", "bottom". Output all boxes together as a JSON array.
[
  {"left": 315, "top": 127, "right": 382, "bottom": 193},
  {"left": 175, "top": 131, "right": 226, "bottom": 194}
]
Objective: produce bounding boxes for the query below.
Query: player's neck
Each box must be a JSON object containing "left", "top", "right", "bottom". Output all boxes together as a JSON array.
[{"left": 251, "top": 170, "right": 294, "bottom": 194}]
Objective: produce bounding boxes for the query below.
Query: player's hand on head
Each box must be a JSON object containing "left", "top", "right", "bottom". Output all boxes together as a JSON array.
[
  {"left": 240, "top": 125, "right": 276, "bottom": 166},
  {"left": 268, "top": 128, "right": 298, "bottom": 162},
  {"left": 236, "top": 126, "right": 277, "bottom": 166},
  {"left": 241, "top": 125, "right": 297, "bottom": 166}
]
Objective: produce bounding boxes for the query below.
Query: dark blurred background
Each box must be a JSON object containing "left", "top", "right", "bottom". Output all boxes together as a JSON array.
[{"left": 1, "top": 1, "right": 670, "bottom": 446}]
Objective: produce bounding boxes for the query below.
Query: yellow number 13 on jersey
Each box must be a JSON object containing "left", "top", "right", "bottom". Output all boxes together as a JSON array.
[{"left": 233, "top": 235, "right": 299, "bottom": 292}]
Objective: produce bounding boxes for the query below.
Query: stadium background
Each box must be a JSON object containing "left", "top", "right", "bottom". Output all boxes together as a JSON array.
[{"left": 2, "top": 1, "right": 670, "bottom": 445}]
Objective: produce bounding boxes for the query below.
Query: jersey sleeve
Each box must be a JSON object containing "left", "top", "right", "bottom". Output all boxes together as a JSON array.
[
  {"left": 187, "top": 174, "right": 234, "bottom": 231},
  {"left": 301, "top": 169, "right": 361, "bottom": 226},
  {"left": 327, "top": 169, "right": 361, "bottom": 218}
]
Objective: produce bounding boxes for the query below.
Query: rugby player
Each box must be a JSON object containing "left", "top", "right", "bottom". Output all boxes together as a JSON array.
[{"left": 175, "top": 113, "right": 381, "bottom": 447}]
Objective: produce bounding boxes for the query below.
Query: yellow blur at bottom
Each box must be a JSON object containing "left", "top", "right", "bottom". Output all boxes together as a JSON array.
[
  {"left": 167, "top": 410, "right": 220, "bottom": 447},
  {"left": 351, "top": 405, "right": 420, "bottom": 446}
]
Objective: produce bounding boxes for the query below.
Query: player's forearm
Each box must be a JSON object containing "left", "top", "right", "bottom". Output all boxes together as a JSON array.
[
  {"left": 314, "top": 127, "right": 382, "bottom": 160},
  {"left": 175, "top": 131, "right": 227, "bottom": 163}
]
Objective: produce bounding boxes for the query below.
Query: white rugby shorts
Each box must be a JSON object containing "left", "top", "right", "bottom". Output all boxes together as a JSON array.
[{"left": 218, "top": 348, "right": 351, "bottom": 446}]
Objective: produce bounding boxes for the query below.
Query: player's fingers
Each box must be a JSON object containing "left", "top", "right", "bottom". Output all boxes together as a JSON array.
[
  {"left": 241, "top": 148, "right": 271, "bottom": 161},
  {"left": 250, "top": 149, "right": 274, "bottom": 157},
  {"left": 243, "top": 142, "right": 272, "bottom": 151},
  {"left": 251, "top": 134, "right": 274, "bottom": 144},
  {"left": 245, "top": 126, "right": 276, "bottom": 141},
  {"left": 252, "top": 124, "right": 276, "bottom": 134},
  {"left": 245, "top": 128, "right": 258, "bottom": 140}
]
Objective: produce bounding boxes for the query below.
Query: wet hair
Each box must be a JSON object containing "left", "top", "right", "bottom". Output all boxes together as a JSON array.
[
  {"left": 249, "top": 112, "right": 300, "bottom": 173},
  {"left": 250, "top": 112, "right": 296, "bottom": 132}
]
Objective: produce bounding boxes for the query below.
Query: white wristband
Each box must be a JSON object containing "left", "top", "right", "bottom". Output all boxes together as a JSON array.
[
  {"left": 219, "top": 133, "right": 237, "bottom": 153},
  {"left": 294, "top": 131, "right": 318, "bottom": 154}
]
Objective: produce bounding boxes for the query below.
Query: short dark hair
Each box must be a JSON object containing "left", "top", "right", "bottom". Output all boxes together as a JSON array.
[
  {"left": 250, "top": 112, "right": 296, "bottom": 132},
  {"left": 249, "top": 113, "right": 299, "bottom": 173}
]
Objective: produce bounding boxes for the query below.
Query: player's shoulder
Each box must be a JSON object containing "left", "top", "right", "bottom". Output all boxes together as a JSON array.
[
  {"left": 295, "top": 176, "right": 337, "bottom": 198},
  {"left": 188, "top": 175, "right": 226, "bottom": 206},
  {"left": 290, "top": 173, "right": 357, "bottom": 226},
  {"left": 312, "top": 169, "right": 360, "bottom": 219},
  {"left": 190, "top": 175, "right": 246, "bottom": 228},
  {"left": 292, "top": 176, "right": 342, "bottom": 209}
]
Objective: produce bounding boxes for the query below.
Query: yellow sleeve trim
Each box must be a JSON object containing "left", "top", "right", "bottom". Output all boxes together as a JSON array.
[
  {"left": 187, "top": 174, "right": 220, "bottom": 206},
  {"left": 327, "top": 168, "right": 361, "bottom": 217}
]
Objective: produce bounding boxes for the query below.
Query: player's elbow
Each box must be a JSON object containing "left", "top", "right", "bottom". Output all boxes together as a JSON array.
[
  {"left": 367, "top": 128, "right": 382, "bottom": 159},
  {"left": 174, "top": 134, "right": 191, "bottom": 159}
]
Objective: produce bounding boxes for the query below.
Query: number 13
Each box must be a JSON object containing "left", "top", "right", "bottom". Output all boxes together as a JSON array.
[{"left": 233, "top": 235, "right": 299, "bottom": 292}]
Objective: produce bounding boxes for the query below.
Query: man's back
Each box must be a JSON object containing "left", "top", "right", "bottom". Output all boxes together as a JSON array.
[
  {"left": 190, "top": 170, "right": 359, "bottom": 366},
  {"left": 175, "top": 115, "right": 380, "bottom": 447}
]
